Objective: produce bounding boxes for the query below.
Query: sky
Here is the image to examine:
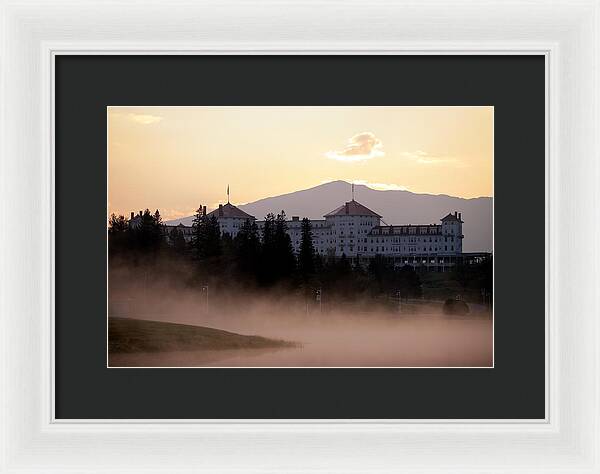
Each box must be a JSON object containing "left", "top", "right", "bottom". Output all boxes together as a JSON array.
[{"left": 108, "top": 106, "right": 493, "bottom": 221}]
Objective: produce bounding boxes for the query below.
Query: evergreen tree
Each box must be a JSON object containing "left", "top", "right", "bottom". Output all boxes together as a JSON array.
[
  {"left": 337, "top": 253, "right": 352, "bottom": 274},
  {"left": 262, "top": 213, "right": 276, "bottom": 250},
  {"left": 235, "top": 219, "right": 261, "bottom": 277},
  {"left": 274, "top": 211, "right": 295, "bottom": 279},
  {"left": 152, "top": 209, "right": 164, "bottom": 249},
  {"left": 318, "top": 252, "right": 355, "bottom": 297},
  {"left": 169, "top": 226, "right": 187, "bottom": 255},
  {"left": 453, "top": 262, "right": 471, "bottom": 291},
  {"left": 132, "top": 208, "right": 162, "bottom": 253},
  {"left": 221, "top": 231, "right": 234, "bottom": 252},
  {"left": 108, "top": 213, "right": 128, "bottom": 234},
  {"left": 367, "top": 254, "right": 394, "bottom": 293},
  {"left": 108, "top": 213, "right": 129, "bottom": 257},
  {"left": 313, "top": 252, "right": 324, "bottom": 274},
  {"left": 190, "top": 207, "right": 221, "bottom": 260},
  {"left": 298, "top": 217, "right": 315, "bottom": 278},
  {"left": 202, "top": 215, "right": 222, "bottom": 258},
  {"left": 259, "top": 213, "right": 277, "bottom": 284},
  {"left": 397, "top": 265, "right": 422, "bottom": 298},
  {"left": 190, "top": 207, "right": 205, "bottom": 261}
]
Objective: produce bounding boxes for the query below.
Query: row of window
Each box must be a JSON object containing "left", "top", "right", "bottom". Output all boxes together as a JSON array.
[{"left": 336, "top": 245, "right": 456, "bottom": 253}]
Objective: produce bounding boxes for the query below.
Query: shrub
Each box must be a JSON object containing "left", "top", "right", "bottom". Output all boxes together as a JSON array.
[{"left": 442, "top": 298, "right": 470, "bottom": 315}]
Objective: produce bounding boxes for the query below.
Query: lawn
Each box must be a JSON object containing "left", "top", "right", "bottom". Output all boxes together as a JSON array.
[{"left": 108, "top": 317, "right": 295, "bottom": 353}]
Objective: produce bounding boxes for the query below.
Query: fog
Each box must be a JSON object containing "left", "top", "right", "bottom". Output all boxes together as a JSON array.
[{"left": 109, "top": 267, "right": 493, "bottom": 368}]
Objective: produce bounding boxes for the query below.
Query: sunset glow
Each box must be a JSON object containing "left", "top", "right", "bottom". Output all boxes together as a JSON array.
[{"left": 108, "top": 106, "right": 493, "bottom": 220}]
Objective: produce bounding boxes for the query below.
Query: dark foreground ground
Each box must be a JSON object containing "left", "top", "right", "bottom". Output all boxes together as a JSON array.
[{"left": 109, "top": 317, "right": 294, "bottom": 355}]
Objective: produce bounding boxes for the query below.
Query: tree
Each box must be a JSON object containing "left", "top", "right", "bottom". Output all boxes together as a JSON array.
[
  {"left": 131, "top": 208, "right": 163, "bottom": 253},
  {"left": 152, "top": 209, "right": 164, "bottom": 249},
  {"left": 481, "top": 256, "right": 493, "bottom": 293},
  {"left": 190, "top": 208, "right": 222, "bottom": 261},
  {"left": 274, "top": 211, "right": 295, "bottom": 279},
  {"left": 453, "top": 262, "right": 471, "bottom": 291},
  {"left": 298, "top": 217, "right": 315, "bottom": 279},
  {"left": 108, "top": 213, "right": 129, "bottom": 257},
  {"left": 202, "top": 215, "right": 222, "bottom": 258},
  {"left": 108, "top": 213, "right": 128, "bottom": 234},
  {"left": 261, "top": 213, "right": 276, "bottom": 250},
  {"left": 234, "top": 219, "right": 261, "bottom": 278},
  {"left": 367, "top": 254, "right": 395, "bottom": 293},
  {"left": 318, "top": 252, "right": 358, "bottom": 298},
  {"left": 169, "top": 226, "right": 187, "bottom": 255},
  {"left": 397, "top": 264, "right": 422, "bottom": 298},
  {"left": 367, "top": 258, "right": 422, "bottom": 298},
  {"left": 190, "top": 207, "right": 205, "bottom": 261},
  {"left": 338, "top": 253, "right": 352, "bottom": 273},
  {"left": 259, "top": 213, "right": 277, "bottom": 284}
]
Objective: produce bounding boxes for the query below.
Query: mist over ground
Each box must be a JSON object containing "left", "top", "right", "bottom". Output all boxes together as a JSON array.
[{"left": 109, "top": 264, "right": 493, "bottom": 368}]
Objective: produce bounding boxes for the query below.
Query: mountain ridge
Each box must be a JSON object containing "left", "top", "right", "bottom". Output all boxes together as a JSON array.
[{"left": 165, "top": 181, "right": 493, "bottom": 252}]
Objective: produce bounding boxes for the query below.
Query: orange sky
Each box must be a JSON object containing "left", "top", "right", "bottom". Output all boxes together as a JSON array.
[{"left": 108, "top": 106, "right": 493, "bottom": 220}]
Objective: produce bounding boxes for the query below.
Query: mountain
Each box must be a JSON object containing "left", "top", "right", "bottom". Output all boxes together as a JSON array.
[{"left": 165, "top": 181, "right": 493, "bottom": 252}]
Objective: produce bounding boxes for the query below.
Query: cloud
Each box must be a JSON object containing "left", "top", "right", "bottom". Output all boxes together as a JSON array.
[
  {"left": 128, "top": 113, "right": 163, "bottom": 125},
  {"left": 325, "top": 132, "right": 384, "bottom": 162},
  {"left": 319, "top": 178, "right": 408, "bottom": 192},
  {"left": 161, "top": 208, "right": 198, "bottom": 220},
  {"left": 352, "top": 180, "right": 408, "bottom": 191},
  {"left": 400, "top": 150, "right": 463, "bottom": 166}
]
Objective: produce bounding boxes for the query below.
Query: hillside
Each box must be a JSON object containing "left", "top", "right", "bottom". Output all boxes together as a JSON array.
[{"left": 109, "top": 317, "right": 295, "bottom": 353}]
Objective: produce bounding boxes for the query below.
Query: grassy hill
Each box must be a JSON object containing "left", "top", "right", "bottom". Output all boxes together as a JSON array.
[{"left": 109, "top": 317, "right": 295, "bottom": 353}]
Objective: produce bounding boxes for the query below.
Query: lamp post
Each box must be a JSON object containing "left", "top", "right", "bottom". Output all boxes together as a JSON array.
[
  {"left": 201, "top": 284, "right": 208, "bottom": 314},
  {"left": 316, "top": 288, "right": 322, "bottom": 314}
]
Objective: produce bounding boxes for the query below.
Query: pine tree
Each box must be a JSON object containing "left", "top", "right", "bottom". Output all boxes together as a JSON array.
[
  {"left": 202, "top": 215, "right": 222, "bottom": 258},
  {"left": 398, "top": 265, "right": 422, "bottom": 298},
  {"left": 298, "top": 217, "right": 315, "bottom": 278},
  {"left": 190, "top": 206, "right": 205, "bottom": 261},
  {"left": 108, "top": 213, "right": 129, "bottom": 257},
  {"left": 131, "top": 208, "right": 161, "bottom": 253},
  {"left": 108, "top": 213, "right": 128, "bottom": 234},
  {"left": 235, "top": 219, "right": 261, "bottom": 277},
  {"left": 274, "top": 211, "right": 295, "bottom": 279},
  {"left": 262, "top": 213, "right": 276, "bottom": 249},
  {"left": 152, "top": 209, "right": 164, "bottom": 249},
  {"left": 259, "top": 213, "right": 277, "bottom": 284},
  {"left": 169, "top": 227, "right": 187, "bottom": 255},
  {"left": 338, "top": 253, "right": 352, "bottom": 274}
]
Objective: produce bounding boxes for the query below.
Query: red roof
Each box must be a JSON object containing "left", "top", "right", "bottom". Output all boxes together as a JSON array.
[
  {"left": 206, "top": 203, "right": 255, "bottom": 219},
  {"left": 324, "top": 200, "right": 382, "bottom": 218}
]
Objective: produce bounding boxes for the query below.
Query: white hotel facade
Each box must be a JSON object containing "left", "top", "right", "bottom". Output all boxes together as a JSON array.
[{"left": 162, "top": 199, "right": 486, "bottom": 271}]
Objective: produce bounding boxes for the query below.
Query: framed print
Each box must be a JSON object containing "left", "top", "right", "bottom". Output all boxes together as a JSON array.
[
  {"left": 55, "top": 55, "right": 542, "bottom": 420},
  {"left": 1, "top": 1, "right": 599, "bottom": 473}
]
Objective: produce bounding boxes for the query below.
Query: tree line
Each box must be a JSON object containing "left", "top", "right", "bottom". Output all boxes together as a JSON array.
[{"left": 108, "top": 208, "right": 426, "bottom": 302}]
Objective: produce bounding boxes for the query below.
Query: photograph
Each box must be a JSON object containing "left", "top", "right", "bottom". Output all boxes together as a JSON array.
[{"left": 107, "top": 106, "right": 494, "bottom": 368}]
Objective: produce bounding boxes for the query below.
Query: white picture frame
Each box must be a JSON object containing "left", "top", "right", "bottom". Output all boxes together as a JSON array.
[{"left": 1, "top": 0, "right": 598, "bottom": 472}]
